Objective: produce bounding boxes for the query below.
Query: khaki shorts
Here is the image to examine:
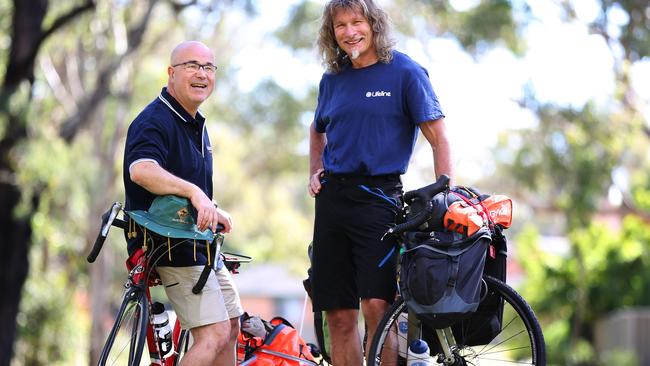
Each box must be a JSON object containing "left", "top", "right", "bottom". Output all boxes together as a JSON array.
[{"left": 156, "top": 265, "right": 244, "bottom": 329}]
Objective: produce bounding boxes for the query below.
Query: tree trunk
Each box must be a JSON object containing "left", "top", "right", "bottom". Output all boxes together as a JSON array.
[{"left": 0, "top": 184, "right": 31, "bottom": 366}]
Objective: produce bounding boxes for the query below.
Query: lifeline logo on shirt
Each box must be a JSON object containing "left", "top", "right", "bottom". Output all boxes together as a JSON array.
[{"left": 366, "top": 90, "right": 391, "bottom": 97}]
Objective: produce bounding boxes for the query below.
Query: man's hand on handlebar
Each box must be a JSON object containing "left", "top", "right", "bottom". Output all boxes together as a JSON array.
[
  {"left": 215, "top": 207, "right": 233, "bottom": 233},
  {"left": 189, "top": 188, "right": 233, "bottom": 233}
]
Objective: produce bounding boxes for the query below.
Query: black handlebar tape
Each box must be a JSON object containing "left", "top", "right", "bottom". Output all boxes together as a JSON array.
[
  {"left": 403, "top": 174, "right": 450, "bottom": 204},
  {"left": 390, "top": 201, "right": 434, "bottom": 234},
  {"left": 112, "top": 217, "right": 128, "bottom": 230},
  {"left": 87, "top": 209, "right": 112, "bottom": 263},
  {"left": 192, "top": 263, "right": 212, "bottom": 294}
]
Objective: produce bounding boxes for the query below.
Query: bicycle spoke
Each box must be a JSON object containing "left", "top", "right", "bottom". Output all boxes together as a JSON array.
[
  {"left": 474, "top": 328, "right": 526, "bottom": 356},
  {"left": 108, "top": 307, "right": 138, "bottom": 364},
  {"left": 475, "top": 345, "right": 535, "bottom": 356},
  {"left": 465, "top": 356, "right": 534, "bottom": 365}
]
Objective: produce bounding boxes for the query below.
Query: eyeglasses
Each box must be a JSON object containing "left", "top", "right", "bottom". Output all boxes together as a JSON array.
[{"left": 172, "top": 61, "right": 217, "bottom": 74}]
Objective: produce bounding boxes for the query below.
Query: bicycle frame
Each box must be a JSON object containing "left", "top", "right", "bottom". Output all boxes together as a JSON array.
[{"left": 116, "top": 242, "right": 175, "bottom": 366}]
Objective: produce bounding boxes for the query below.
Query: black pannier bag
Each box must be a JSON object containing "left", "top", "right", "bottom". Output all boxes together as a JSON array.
[
  {"left": 399, "top": 226, "right": 492, "bottom": 329},
  {"left": 457, "top": 225, "right": 507, "bottom": 344},
  {"left": 423, "top": 223, "right": 508, "bottom": 352},
  {"left": 400, "top": 183, "right": 510, "bottom": 349}
]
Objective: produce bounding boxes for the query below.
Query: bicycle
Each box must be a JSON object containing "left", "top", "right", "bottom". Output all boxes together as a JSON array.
[
  {"left": 87, "top": 201, "right": 251, "bottom": 366},
  {"left": 364, "top": 175, "right": 546, "bottom": 365}
]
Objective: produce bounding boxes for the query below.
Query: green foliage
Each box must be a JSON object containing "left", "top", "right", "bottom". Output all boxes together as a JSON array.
[
  {"left": 389, "top": 0, "right": 526, "bottom": 56},
  {"left": 14, "top": 144, "right": 94, "bottom": 364},
  {"left": 452, "top": 0, "right": 520, "bottom": 54},
  {"left": 0, "top": 0, "right": 10, "bottom": 71},
  {"left": 275, "top": 1, "right": 322, "bottom": 51},
  {"left": 497, "top": 102, "right": 624, "bottom": 229},
  {"left": 14, "top": 249, "right": 90, "bottom": 365},
  {"left": 491, "top": 2, "right": 650, "bottom": 358},
  {"left": 209, "top": 77, "right": 317, "bottom": 274},
  {"left": 516, "top": 217, "right": 650, "bottom": 363},
  {"left": 631, "top": 173, "right": 650, "bottom": 211},
  {"left": 594, "top": 0, "right": 650, "bottom": 61},
  {"left": 283, "top": 0, "right": 526, "bottom": 57},
  {"left": 12, "top": 123, "right": 102, "bottom": 365},
  {"left": 599, "top": 349, "right": 639, "bottom": 366}
]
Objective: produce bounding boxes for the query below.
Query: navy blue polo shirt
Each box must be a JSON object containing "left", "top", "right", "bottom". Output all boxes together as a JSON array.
[
  {"left": 314, "top": 51, "right": 444, "bottom": 176},
  {"left": 123, "top": 87, "right": 214, "bottom": 266}
]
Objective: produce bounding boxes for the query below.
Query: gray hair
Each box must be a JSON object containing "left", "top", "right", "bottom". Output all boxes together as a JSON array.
[{"left": 317, "top": 0, "right": 395, "bottom": 73}]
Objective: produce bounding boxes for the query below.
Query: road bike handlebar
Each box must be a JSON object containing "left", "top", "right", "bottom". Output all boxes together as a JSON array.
[
  {"left": 385, "top": 174, "right": 450, "bottom": 236},
  {"left": 87, "top": 202, "right": 224, "bottom": 263},
  {"left": 88, "top": 202, "right": 125, "bottom": 263}
]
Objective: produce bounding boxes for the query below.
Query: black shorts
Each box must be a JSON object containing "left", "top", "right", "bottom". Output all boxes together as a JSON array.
[{"left": 311, "top": 174, "right": 403, "bottom": 312}]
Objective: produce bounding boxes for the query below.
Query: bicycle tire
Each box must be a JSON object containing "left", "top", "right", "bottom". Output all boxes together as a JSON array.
[
  {"left": 98, "top": 287, "right": 148, "bottom": 366},
  {"left": 172, "top": 329, "right": 191, "bottom": 366},
  {"left": 367, "top": 276, "right": 545, "bottom": 365},
  {"left": 313, "top": 310, "right": 332, "bottom": 364}
]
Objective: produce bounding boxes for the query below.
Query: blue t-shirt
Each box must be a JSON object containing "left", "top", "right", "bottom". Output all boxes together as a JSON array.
[
  {"left": 123, "top": 87, "right": 215, "bottom": 266},
  {"left": 314, "top": 51, "right": 444, "bottom": 175}
]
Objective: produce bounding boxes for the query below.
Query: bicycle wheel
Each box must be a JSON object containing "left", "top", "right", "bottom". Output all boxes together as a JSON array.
[
  {"left": 368, "top": 276, "right": 545, "bottom": 365},
  {"left": 98, "top": 287, "right": 148, "bottom": 366}
]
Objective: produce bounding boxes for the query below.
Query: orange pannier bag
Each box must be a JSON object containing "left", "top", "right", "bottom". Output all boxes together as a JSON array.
[
  {"left": 443, "top": 193, "right": 512, "bottom": 236},
  {"left": 481, "top": 195, "right": 513, "bottom": 228},
  {"left": 237, "top": 317, "right": 317, "bottom": 366},
  {"left": 443, "top": 201, "right": 485, "bottom": 236}
]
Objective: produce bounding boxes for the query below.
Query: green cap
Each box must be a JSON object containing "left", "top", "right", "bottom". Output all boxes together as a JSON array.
[{"left": 127, "top": 195, "right": 214, "bottom": 242}]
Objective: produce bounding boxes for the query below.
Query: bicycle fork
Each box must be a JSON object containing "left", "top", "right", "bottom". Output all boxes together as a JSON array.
[
  {"left": 435, "top": 328, "right": 460, "bottom": 365},
  {"left": 406, "top": 314, "right": 461, "bottom": 366}
]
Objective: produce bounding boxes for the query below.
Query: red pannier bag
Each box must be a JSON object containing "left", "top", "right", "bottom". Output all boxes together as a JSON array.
[{"left": 237, "top": 317, "right": 317, "bottom": 366}]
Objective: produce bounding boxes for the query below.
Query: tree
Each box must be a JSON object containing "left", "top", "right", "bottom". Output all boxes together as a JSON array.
[
  {"left": 0, "top": 1, "right": 96, "bottom": 363},
  {"left": 491, "top": 1, "right": 650, "bottom": 363}
]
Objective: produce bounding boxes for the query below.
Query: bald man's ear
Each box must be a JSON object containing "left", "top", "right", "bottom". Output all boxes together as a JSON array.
[{"left": 168, "top": 66, "right": 174, "bottom": 78}]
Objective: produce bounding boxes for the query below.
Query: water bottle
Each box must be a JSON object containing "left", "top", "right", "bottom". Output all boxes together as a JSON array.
[
  {"left": 407, "top": 339, "right": 430, "bottom": 366},
  {"left": 397, "top": 311, "right": 409, "bottom": 358},
  {"left": 151, "top": 302, "right": 172, "bottom": 356}
]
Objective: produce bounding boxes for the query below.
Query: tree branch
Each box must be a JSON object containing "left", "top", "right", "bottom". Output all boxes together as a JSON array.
[
  {"left": 39, "top": 1, "right": 96, "bottom": 46},
  {"left": 166, "top": 0, "right": 198, "bottom": 13},
  {"left": 39, "top": 53, "right": 75, "bottom": 115},
  {"left": 59, "top": 0, "right": 157, "bottom": 142}
]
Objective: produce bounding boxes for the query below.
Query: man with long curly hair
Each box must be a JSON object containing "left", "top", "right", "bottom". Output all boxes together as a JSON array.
[{"left": 307, "top": 0, "right": 454, "bottom": 364}]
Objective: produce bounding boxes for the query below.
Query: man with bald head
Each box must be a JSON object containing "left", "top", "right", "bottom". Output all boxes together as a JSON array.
[{"left": 123, "top": 41, "right": 242, "bottom": 365}]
